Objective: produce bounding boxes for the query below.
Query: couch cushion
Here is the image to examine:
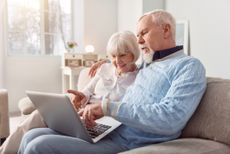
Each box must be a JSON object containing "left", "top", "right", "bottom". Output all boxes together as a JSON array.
[
  {"left": 181, "top": 77, "right": 230, "bottom": 146},
  {"left": 120, "top": 138, "right": 230, "bottom": 154}
]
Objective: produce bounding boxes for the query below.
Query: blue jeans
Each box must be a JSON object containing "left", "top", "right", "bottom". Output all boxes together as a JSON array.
[{"left": 18, "top": 128, "right": 127, "bottom": 154}]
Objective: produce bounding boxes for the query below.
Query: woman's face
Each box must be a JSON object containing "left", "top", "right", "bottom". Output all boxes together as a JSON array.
[{"left": 111, "top": 52, "right": 134, "bottom": 74}]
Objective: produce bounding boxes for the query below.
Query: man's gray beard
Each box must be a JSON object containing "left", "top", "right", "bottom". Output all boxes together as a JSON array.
[{"left": 142, "top": 51, "right": 154, "bottom": 64}]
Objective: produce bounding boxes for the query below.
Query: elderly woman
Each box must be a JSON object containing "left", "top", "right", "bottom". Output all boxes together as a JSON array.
[
  {"left": 69, "top": 30, "right": 140, "bottom": 112},
  {"left": 0, "top": 31, "right": 140, "bottom": 154}
]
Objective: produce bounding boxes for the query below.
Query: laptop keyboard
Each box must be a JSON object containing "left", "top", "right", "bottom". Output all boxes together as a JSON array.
[{"left": 86, "top": 123, "right": 111, "bottom": 139}]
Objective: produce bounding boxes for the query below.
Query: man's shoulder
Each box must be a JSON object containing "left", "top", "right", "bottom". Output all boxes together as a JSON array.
[
  {"left": 159, "top": 55, "right": 205, "bottom": 78},
  {"left": 168, "top": 54, "right": 204, "bottom": 68},
  {"left": 181, "top": 56, "right": 204, "bottom": 68},
  {"left": 173, "top": 56, "right": 205, "bottom": 77}
]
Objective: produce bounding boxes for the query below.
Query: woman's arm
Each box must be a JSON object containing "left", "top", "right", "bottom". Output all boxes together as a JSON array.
[{"left": 88, "top": 60, "right": 108, "bottom": 78}]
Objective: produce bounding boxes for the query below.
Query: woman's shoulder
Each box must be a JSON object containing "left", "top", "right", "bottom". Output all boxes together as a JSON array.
[{"left": 100, "top": 63, "right": 113, "bottom": 69}]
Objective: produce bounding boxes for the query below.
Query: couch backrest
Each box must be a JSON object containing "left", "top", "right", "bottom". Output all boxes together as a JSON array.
[
  {"left": 181, "top": 77, "right": 230, "bottom": 146},
  {"left": 77, "top": 68, "right": 105, "bottom": 96}
]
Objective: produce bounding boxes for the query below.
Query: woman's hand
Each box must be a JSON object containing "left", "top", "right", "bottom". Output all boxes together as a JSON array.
[
  {"left": 67, "top": 90, "right": 87, "bottom": 110},
  {"left": 78, "top": 103, "right": 104, "bottom": 128},
  {"left": 88, "top": 60, "right": 107, "bottom": 78}
]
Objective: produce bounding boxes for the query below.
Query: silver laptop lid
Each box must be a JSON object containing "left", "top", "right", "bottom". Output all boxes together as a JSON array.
[{"left": 26, "top": 90, "right": 93, "bottom": 143}]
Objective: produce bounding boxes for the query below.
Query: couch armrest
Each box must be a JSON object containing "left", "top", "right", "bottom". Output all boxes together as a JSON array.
[
  {"left": 18, "top": 97, "right": 36, "bottom": 115},
  {"left": 0, "top": 89, "right": 10, "bottom": 138}
]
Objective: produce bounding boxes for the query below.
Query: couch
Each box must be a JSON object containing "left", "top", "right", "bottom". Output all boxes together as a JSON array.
[
  {"left": 18, "top": 68, "right": 230, "bottom": 154},
  {"left": 0, "top": 89, "right": 10, "bottom": 145}
]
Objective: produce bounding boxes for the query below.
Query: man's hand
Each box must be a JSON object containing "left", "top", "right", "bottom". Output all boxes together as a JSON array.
[
  {"left": 88, "top": 60, "right": 107, "bottom": 78},
  {"left": 67, "top": 90, "right": 86, "bottom": 110},
  {"left": 78, "top": 103, "right": 104, "bottom": 128}
]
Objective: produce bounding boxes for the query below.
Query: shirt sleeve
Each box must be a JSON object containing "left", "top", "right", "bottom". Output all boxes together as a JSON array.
[
  {"left": 81, "top": 72, "right": 101, "bottom": 100},
  {"left": 104, "top": 59, "right": 207, "bottom": 135}
]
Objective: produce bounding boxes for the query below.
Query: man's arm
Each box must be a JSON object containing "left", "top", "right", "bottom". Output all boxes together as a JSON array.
[{"left": 103, "top": 59, "right": 207, "bottom": 135}]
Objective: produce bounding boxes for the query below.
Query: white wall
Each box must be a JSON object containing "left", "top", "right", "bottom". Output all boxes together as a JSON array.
[
  {"left": 84, "top": 0, "right": 117, "bottom": 55},
  {"left": 0, "top": 23, "right": 4, "bottom": 88},
  {"left": 73, "top": 0, "right": 84, "bottom": 52},
  {"left": 118, "top": 0, "right": 143, "bottom": 33},
  {"left": 6, "top": 57, "right": 62, "bottom": 112},
  {"left": 166, "top": 0, "right": 230, "bottom": 78},
  {"left": 0, "top": 1, "right": 5, "bottom": 88},
  {"left": 118, "top": 0, "right": 165, "bottom": 33},
  {"left": 143, "top": 0, "right": 165, "bottom": 13}
]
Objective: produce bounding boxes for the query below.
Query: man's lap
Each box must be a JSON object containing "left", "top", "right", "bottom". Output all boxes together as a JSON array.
[{"left": 19, "top": 128, "right": 127, "bottom": 154}]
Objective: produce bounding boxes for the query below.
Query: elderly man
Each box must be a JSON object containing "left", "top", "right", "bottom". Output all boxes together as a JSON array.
[{"left": 18, "top": 10, "right": 206, "bottom": 154}]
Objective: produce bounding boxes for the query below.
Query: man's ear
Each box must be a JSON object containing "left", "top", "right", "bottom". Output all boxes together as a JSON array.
[{"left": 162, "top": 24, "right": 171, "bottom": 39}]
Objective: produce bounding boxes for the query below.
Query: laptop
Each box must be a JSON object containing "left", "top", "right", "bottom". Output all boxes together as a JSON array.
[{"left": 26, "top": 90, "right": 121, "bottom": 143}]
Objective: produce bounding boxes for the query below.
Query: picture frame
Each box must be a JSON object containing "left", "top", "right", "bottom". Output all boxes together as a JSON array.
[{"left": 176, "top": 20, "right": 190, "bottom": 55}]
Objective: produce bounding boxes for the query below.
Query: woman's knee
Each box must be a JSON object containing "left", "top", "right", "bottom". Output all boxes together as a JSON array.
[
  {"left": 22, "top": 128, "right": 43, "bottom": 144},
  {"left": 24, "top": 135, "right": 57, "bottom": 154},
  {"left": 20, "top": 128, "right": 54, "bottom": 150},
  {"left": 24, "top": 136, "right": 46, "bottom": 154}
]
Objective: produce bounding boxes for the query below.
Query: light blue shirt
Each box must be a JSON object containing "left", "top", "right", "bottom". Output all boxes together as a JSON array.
[{"left": 106, "top": 50, "right": 207, "bottom": 149}]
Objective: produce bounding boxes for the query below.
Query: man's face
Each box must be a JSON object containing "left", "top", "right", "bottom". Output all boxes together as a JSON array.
[{"left": 137, "top": 15, "right": 165, "bottom": 54}]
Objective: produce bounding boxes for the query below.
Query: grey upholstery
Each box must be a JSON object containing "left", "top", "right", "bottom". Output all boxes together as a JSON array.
[{"left": 181, "top": 78, "right": 230, "bottom": 146}]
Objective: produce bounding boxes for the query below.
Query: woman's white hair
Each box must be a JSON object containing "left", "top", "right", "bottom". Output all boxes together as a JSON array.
[
  {"left": 106, "top": 31, "right": 140, "bottom": 63},
  {"left": 139, "top": 9, "right": 176, "bottom": 41}
]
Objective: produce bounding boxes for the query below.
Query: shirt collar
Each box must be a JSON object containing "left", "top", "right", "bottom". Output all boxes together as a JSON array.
[
  {"left": 152, "top": 45, "right": 183, "bottom": 61},
  {"left": 138, "top": 45, "right": 184, "bottom": 69}
]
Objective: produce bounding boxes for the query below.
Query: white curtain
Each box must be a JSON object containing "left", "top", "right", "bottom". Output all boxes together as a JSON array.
[{"left": 0, "top": 0, "right": 5, "bottom": 88}]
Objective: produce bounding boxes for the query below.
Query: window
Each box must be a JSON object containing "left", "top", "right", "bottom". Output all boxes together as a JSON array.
[{"left": 7, "top": 0, "right": 72, "bottom": 56}]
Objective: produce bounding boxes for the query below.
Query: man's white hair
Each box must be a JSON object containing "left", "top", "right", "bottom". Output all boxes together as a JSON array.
[{"left": 139, "top": 9, "right": 176, "bottom": 41}]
